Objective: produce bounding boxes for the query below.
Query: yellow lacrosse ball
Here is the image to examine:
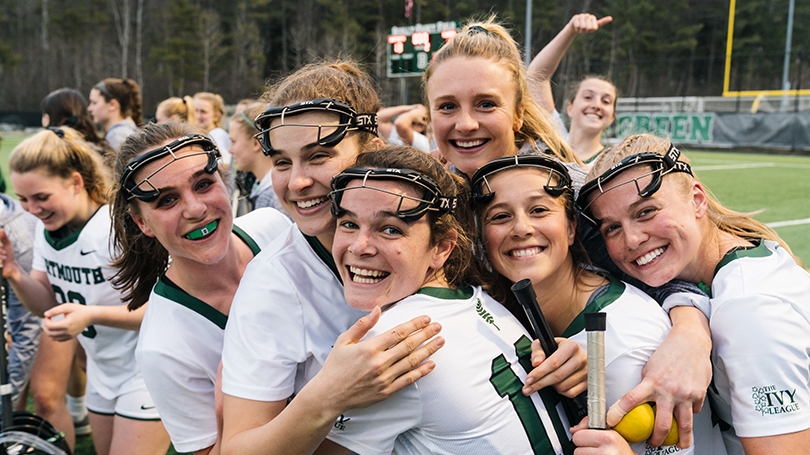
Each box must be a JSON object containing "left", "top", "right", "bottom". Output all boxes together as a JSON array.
[{"left": 612, "top": 403, "right": 655, "bottom": 443}]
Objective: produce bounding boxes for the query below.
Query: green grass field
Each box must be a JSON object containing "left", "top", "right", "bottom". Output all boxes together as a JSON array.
[{"left": 1, "top": 132, "right": 808, "bottom": 454}]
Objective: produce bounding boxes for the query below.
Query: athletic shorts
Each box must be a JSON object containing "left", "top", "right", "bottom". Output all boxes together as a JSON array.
[{"left": 86, "top": 376, "right": 161, "bottom": 421}]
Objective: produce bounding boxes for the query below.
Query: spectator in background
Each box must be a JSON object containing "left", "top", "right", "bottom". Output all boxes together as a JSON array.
[
  {"left": 87, "top": 78, "right": 142, "bottom": 152},
  {"left": 194, "top": 92, "right": 232, "bottom": 164},
  {"left": 155, "top": 96, "right": 197, "bottom": 125},
  {"left": 234, "top": 98, "right": 258, "bottom": 114},
  {"left": 528, "top": 13, "right": 616, "bottom": 166},
  {"left": 376, "top": 104, "right": 432, "bottom": 152},
  {"left": 41, "top": 88, "right": 110, "bottom": 154},
  {"left": 228, "top": 102, "right": 287, "bottom": 217}
]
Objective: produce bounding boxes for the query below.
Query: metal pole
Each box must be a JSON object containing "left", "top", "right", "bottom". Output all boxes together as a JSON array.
[
  {"left": 524, "top": 0, "right": 532, "bottom": 67},
  {"left": 781, "top": 0, "right": 796, "bottom": 111},
  {"left": 400, "top": 78, "right": 407, "bottom": 105}
]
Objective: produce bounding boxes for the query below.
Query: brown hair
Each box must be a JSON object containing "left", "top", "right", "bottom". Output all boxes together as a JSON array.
[
  {"left": 473, "top": 165, "right": 592, "bottom": 307},
  {"left": 110, "top": 121, "right": 214, "bottom": 309},
  {"left": 194, "top": 92, "right": 227, "bottom": 129},
  {"left": 350, "top": 146, "right": 475, "bottom": 287},
  {"left": 9, "top": 127, "right": 111, "bottom": 205},
  {"left": 589, "top": 134, "right": 803, "bottom": 267},
  {"left": 40, "top": 88, "right": 107, "bottom": 148},
  {"left": 422, "top": 16, "right": 579, "bottom": 165},
  {"left": 261, "top": 59, "right": 381, "bottom": 150},
  {"left": 95, "top": 78, "right": 143, "bottom": 126},
  {"left": 156, "top": 96, "right": 197, "bottom": 124}
]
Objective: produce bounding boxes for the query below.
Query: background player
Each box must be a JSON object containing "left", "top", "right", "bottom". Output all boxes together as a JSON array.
[{"left": 0, "top": 127, "right": 170, "bottom": 455}]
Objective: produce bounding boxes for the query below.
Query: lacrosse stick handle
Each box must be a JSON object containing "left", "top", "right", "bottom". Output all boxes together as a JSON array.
[{"left": 511, "top": 279, "right": 589, "bottom": 424}]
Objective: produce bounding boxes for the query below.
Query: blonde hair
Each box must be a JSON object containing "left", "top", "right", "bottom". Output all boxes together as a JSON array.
[
  {"left": 9, "top": 127, "right": 111, "bottom": 205},
  {"left": 156, "top": 96, "right": 197, "bottom": 124},
  {"left": 590, "top": 134, "right": 803, "bottom": 267},
  {"left": 193, "top": 92, "right": 226, "bottom": 128},
  {"left": 422, "top": 16, "right": 580, "bottom": 165}
]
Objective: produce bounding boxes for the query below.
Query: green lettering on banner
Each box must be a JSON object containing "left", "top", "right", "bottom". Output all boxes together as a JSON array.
[
  {"left": 635, "top": 115, "right": 651, "bottom": 134},
  {"left": 615, "top": 113, "right": 714, "bottom": 143},
  {"left": 691, "top": 115, "right": 712, "bottom": 142},
  {"left": 671, "top": 115, "right": 688, "bottom": 141},
  {"left": 653, "top": 115, "right": 670, "bottom": 137}
]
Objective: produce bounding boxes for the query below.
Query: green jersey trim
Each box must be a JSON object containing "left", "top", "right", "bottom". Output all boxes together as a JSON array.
[
  {"left": 44, "top": 205, "right": 104, "bottom": 250},
  {"left": 232, "top": 224, "right": 261, "bottom": 255},
  {"left": 303, "top": 232, "right": 342, "bottom": 284},
  {"left": 713, "top": 239, "right": 769, "bottom": 277},
  {"left": 416, "top": 285, "right": 474, "bottom": 300},
  {"left": 154, "top": 276, "right": 227, "bottom": 330},
  {"left": 583, "top": 145, "right": 609, "bottom": 165},
  {"left": 561, "top": 275, "right": 625, "bottom": 338}
]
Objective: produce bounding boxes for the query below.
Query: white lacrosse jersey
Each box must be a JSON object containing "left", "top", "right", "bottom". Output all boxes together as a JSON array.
[
  {"left": 564, "top": 276, "right": 727, "bottom": 455},
  {"left": 222, "top": 226, "right": 367, "bottom": 402},
  {"left": 327, "top": 286, "right": 575, "bottom": 455},
  {"left": 32, "top": 205, "right": 140, "bottom": 400},
  {"left": 136, "top": 208, "right": 290, "bottom": 453},
  {"left": 707, "top": 240, "right": 810, "bottom": 448}
]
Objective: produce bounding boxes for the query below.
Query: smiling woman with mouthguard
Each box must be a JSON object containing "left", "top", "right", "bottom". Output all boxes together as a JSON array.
[{"left": 110, "top": 121, "right": 291, "bottom": 455}]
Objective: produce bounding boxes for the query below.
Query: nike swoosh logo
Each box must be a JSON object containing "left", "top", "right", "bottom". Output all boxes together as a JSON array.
[
  {"left": 140, "top": 405, "right": 156, "bottom": 410},
  {"left": 80, "top": 250, "right": 95, "bottom": 256}
]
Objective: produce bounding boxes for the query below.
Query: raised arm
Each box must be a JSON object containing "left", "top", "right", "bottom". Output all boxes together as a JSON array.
[
  {"left": 394, "top": 105, "right": 428, "bottom": 147},
  {"left": 528, "top": 14, "right": 613, "bottom": 113},
  {"left": 221, "top": 308, "right": 444, "bottom": 455}
]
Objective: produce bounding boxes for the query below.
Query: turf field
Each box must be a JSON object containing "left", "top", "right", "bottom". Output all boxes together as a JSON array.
[{"left": 685, "top": 150, "right": 810, "bottom": 267}]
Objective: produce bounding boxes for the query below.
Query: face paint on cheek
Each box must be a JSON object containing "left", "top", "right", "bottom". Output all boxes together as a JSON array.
[{"left": 185, "top": 220, "right": 218, "bottom": 240}]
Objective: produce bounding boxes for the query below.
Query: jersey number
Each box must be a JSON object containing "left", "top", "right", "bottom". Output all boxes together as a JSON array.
[
  {"left": 51, "top": 285, "right": 97, "bottom": 338},
  {"left": 489, "top": 335, "right": 574, "bottom": 455}
]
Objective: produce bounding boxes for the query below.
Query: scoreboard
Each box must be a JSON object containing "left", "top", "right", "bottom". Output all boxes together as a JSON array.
[{"left": 387, "top": 21, "right": 460, "bottom": 78}]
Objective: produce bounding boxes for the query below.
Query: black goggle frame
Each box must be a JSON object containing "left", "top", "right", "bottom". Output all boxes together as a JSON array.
[
  {"left": 576, "top": 144, "right": 693, "bottom": 226},
  {"left": 330, "top": 167, "right": 457, "bottom": 223},
  {"left": 470, "top": 155, "right": 573, "bottom": 205},
  {"left": 120, "top": 134, "right": 221, "bottom": 202},
  {"left": 253, "top": 98, "right": 378, "bottom": 156}
]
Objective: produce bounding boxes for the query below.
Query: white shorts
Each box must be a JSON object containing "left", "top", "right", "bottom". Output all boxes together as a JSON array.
[{"left": 86, "top": 376, "right": 161, "bottom": 421}]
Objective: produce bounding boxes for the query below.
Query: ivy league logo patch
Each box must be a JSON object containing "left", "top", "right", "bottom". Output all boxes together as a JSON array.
[{"left": 752, "top": 385, "right": 800, "bottom": 416}]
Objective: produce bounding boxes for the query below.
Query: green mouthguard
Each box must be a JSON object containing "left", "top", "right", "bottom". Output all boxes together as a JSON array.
[{"left": 185, "top": 220, "right": 218, "bottom": 240}]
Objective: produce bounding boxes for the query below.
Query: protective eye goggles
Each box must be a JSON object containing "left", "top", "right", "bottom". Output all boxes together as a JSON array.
[
  {"left": 120, "top": 134, "right": 221, "bottom": 202},
  {"left": 330, "top": 167, "right": 457, "bottom": 223},
  {"left": 576, "top": 144, "right": 693, "bottom": 226},
  {"left": 470, "top": 155, "right": 573, "bottom": 205},
  {"left": 253, "top": 98, "right": 378, "bottom": 155}
]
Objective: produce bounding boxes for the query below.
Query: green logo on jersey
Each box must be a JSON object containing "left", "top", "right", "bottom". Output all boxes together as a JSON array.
[
  {"left": 476, "top": 299, "right": 500, "bottom": 331},
  {"left": 752, "top": 385, "right": 800, "bottom": 416},
  {"left": 44, "top": 258, "right": 105, "bottom": 285}
]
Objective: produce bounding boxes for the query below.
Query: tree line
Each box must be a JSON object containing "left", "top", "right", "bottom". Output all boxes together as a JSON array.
[{"left": 0, "top": 0, "right": 808, "bottom": 115}]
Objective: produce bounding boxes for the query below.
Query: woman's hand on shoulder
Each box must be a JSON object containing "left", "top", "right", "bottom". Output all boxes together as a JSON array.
[
  {"left": 308, "top": 307, "right": 444, "bottom": 413},
  {"left": 523, "top": 337, "right": 587, "bottom": 397}
]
